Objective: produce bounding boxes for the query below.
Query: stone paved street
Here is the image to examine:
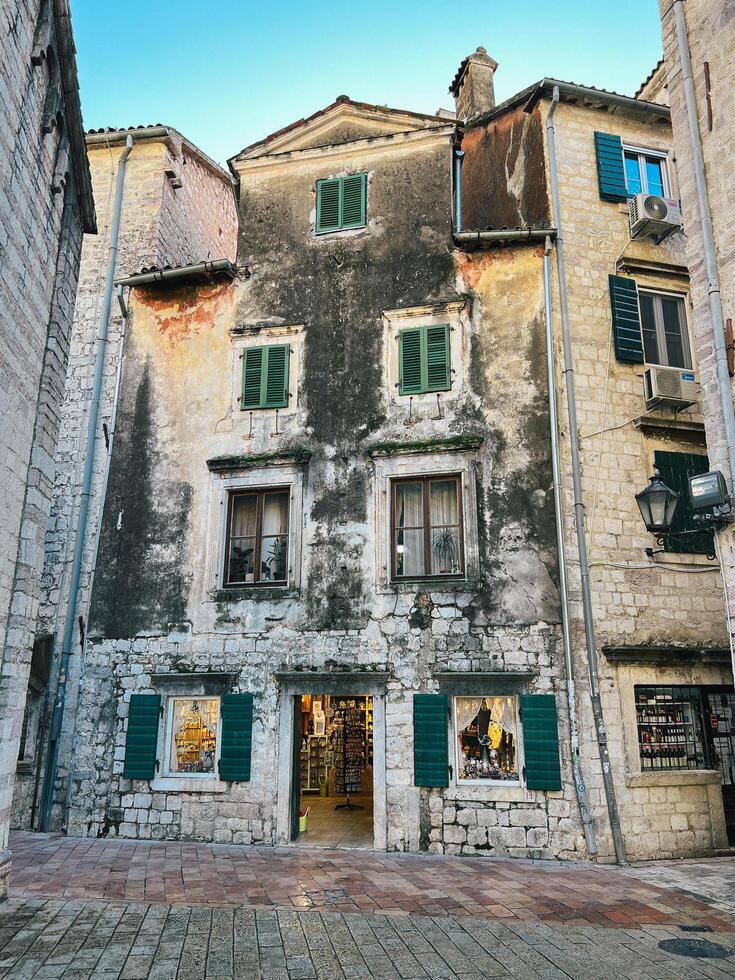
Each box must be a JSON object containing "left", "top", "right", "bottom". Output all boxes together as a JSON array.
[{"left": 2, "top": 833, "right": 735, "bottom": 977}]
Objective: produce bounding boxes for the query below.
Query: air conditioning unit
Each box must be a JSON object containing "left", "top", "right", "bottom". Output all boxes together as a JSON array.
[
  {"left": 629, "top": 193, "right": 683, "bottom": 241},
  {"left": 644, "top": 366, "right": 698, "bottom": 409}
]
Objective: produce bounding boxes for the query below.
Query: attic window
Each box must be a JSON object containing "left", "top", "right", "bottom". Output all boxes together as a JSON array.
[
  {"left": 316, "top": 174, "right": 366, "bottom": 234},
  {"left": 165, "top": 169, "right": 182, "bottom": 190}
]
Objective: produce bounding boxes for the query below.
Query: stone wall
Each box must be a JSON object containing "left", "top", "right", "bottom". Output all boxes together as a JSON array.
[
  {"left": 0, "top": 0, "right": 92, "bottom": 894},
  {"left": 12, "top": 130, "right": 237, "bottom": 832},
  {"left": 658, "top": 0, "right": 735, "bottom": 666}
]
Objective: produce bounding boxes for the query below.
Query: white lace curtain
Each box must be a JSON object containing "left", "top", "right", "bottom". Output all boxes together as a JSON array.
[
  {"left": 200, "top": 699, "right": 219, "bottom": 736},
  {"left": 455, "top": 696, "right": 515, "bottom": 736}
]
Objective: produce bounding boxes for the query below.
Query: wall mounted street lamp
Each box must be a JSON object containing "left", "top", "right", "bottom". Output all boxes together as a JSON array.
[{"left": 635, "top": 471, "right": 680, "bottom": 547}]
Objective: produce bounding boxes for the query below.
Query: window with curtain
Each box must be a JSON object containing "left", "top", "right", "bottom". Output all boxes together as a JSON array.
[
  {"left": 639, "top": 291, "right": 692, "bottom": 369},
  {"left": 623, "top": 147, "right": 669, "bottom": 197},
  {"left": 455, "top": 696, "right": 519, "bottom": 782},
  {"left": 167, "top": 697, "right": 220, "bottom": 775},
  {"left": 224, "top": 488, "right": 289, "bottom": 586},
  {"left": 392, "top": 475, "right": 464, "bottom": 580}
]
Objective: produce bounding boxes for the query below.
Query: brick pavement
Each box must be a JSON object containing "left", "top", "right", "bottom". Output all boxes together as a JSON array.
[
  {"left": 8, "top": 832, "right": 734, "bottom": 931},
  {"left": 1, "top": 897, "right": 735, "bottom": 980}
]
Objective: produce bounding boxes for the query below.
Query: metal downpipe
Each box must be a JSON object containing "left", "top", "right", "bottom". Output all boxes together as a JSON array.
[
  {"left": 543, "top": 236, "right": 597, "bottom": 856},
  {"left": 39, "top": 135, "right": 134, "bottom": 831},
  {"left": 546, "top": 88, "right": 627, "bottom": 864},
  {"left": 454, "top": 149, "right": 464, "bottom": 233}
]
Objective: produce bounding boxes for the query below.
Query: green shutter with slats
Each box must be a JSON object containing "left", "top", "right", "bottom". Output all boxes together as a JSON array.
[
  {"left": 594, "top": 132, "right": 629, "bottom": 202},
  {"left": 316, "top": 174, "right": 366, "bottom": 233},
  {"left": 316, "top": 178, "right": 340, "bottom": 233},
  {"left": 219, "top": 693, "right": 253, "bottom": 781},
  {"left": 609, "top": 275, "right": 644, "bottom": 364},
  {"left": 399, "top": 325, "right": 451, "bottom": 395},
  {"left": 654, "top": 451, "right": 714, "bottom": 555},
  {"left": 520, "top": 694, "right": 562, "bottom": 791},
  {"left": 123, "top": 694, "right": 160, "bottom": 780},
  {"left": 341, "top": 173, "right": 366, "bottom": 228},
  {"left": 241, "top": 345, "right": 289, "bottom": 410},
  {"left": 413, "top": 693, "right": 448, "bottom": 787}
]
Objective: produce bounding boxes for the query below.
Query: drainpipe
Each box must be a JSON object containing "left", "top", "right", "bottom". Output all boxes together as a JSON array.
[
  {"left": 39, "top": 135, "right": 134, "bottom": 831},
  {"left": 546, "top": 88, "right": 627, "bottom": 864},
  {"left": 454, "top": 149, "right": 464, "bottom": 233},
  {"left": 543, "top": 235, "right": 597, "bottom": 857}
]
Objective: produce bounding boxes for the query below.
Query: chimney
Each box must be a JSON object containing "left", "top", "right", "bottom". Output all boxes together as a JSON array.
[{"left": 449, "top": 47, "right": 498, "bottom": 121}]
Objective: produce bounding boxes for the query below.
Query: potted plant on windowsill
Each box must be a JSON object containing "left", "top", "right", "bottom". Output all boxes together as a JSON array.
[
  {"left": 263, "top": 537, "right": 287, "bottom": 581},
  {"left": 432, "top": 528, "right": 458, "bottom": 575}
]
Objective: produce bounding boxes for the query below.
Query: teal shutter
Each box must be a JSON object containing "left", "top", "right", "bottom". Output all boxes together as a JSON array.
[
  {"left": 316, "top": 178, "right": 340, "bottom": 233},
  {"left": 263, "top": 345, "right": 289, "bottom": 408},
  {"left": 241, "top": 347, "right": 264, "bottom": 409},
  {"left": 219, "top": 693, "right": 253, "bottom": 781},
  {"left": 413, "top": 693, "right": 448, "bottom": 787},
  {"left": 594, "top": 132, "right": 628, "bottom": 202},
  {"left": 399, "top": 329, "right": 423, "bottom": 395},
  {"left": 520, "top": 694, "right": 562, "bottom": 791},
  {"left": 609, "top": 275, "right": 644, "bottom": 364},
  {"left": 341, "top": 173, "right": 366, "bottom": 228},
  {"left": 123, "top": 694, "right": 160, "bottom": 780},
  {"left": 654, "top": 451, "right": 714, "bottom": 555},
  {"left": 425, "top": 324, "right": 451, "bottom": 392}
]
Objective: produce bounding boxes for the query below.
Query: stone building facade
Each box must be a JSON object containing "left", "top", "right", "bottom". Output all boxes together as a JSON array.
[
  {"left": 10, "top": 127, "right": 237, "bottom": 834},
  {"left": 18, "top": 47, "right": 735, "bottom": 863},
  {"left": 0, "top": 0, "right": 95, "bottom": 896},
  {"left": 656, "top": 3, "right": 735, "bottom": 668}
]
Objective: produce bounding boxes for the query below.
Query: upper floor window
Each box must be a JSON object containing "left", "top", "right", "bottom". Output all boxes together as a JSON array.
[
  {"left": 639, "top": 291, "right": 691, "bottom": 369},
  {"left": 398, "top": 325, "right": 451, "bottom": 396},
  {"left": 224, "top": 488, "right": 289, "bottom": 586},
  {"left": 316, "top": 173, "right": 367, "bottom": 234},
  {"left": 624, "top": 145, "right": 669, "bottom": 197},
  {"left": 392, "top": 474, "right": 464, "bottom": 580},
  {"left": 241, "top": 345, "right": 290, "bottom": 410}
]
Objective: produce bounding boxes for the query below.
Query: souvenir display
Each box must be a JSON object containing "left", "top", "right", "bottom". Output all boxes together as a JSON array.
[{"left": 456, "top": 696, "right": 519, "bottom": 782}]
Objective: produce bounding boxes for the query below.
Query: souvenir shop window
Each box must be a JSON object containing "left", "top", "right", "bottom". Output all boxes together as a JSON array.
[
  {"left": 635, "top": 685, "right": 710, "bottom": 772},
  {"left": 455, "top": 696, "right": 519, "bottom": 783},
  {"left": 165, "top": 697, "right": 220, "bottom": 777},
  {"left": 224, "top": 487, "right": 290, "bottom": 586}
]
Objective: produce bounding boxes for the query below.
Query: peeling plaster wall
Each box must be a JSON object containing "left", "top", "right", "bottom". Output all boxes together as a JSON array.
[{"left": 68, "top": 131, "right": 586, "bottom": 859}]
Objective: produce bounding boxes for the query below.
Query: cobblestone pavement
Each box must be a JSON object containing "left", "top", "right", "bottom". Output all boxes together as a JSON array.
[
  {"left": 1, "top": 897, "right": 735, "bottom": 980},
  {"left": 9, "top": 832, "right": 733, "bottom": 930},
  {"left": 624, "top": 856, "right": 735, "bottom": 917}
]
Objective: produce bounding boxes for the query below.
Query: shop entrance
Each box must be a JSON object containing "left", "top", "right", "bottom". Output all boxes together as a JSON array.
[
  {"left": 290, "top": 694, "right": 374, "bottom": 848},
  {"left": 704, "top": 688, "right": 735, "bottom": 845}
]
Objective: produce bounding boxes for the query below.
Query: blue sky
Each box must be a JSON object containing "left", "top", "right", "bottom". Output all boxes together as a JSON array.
[{"left": 71, "top": 1, "right": 663, "bottom": 167}]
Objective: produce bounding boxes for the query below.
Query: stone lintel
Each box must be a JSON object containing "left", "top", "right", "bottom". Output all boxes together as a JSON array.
[
  {"left": 206, "top": 448, "right": 312, "bottom": 472},
  {"left": 275, "top": 671, "right": 390, "bottom": 695},
  {"left": 603, "top": 645, "right": 731, "bottom": 668},
  {"left": 434, "top": 671, "right": 535, "bottom": 695},
  {"left": 366, "top": 435, "right": 483, "bottom": 458}
]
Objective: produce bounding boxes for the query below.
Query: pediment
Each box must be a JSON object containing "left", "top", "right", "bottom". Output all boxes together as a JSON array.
[{"left": 234, "top": 100, "right": 447, "bottom": 161}]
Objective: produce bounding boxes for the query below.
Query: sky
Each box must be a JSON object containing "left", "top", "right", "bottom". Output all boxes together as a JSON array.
[{"left": 71, "top": 1, "right": 664, "bottom": 168}]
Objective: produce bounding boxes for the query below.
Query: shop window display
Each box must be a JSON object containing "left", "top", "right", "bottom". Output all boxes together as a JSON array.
[
  {"left": 455, "top": 696, "right": 518, "bottom": 782},
  {"left": 167, "top": 697, "right": 219, "bottom": 775}
]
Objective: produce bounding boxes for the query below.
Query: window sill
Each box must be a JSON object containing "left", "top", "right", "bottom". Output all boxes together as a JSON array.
[
  {"left": 445, "top": 784, "right": 537, "bottom": 803},
  {"left": 378, "top": 578, "right": 478, "bottom": 596},
  {"left": 210, "top": 587, "right": 299, "bottom": 603},
  {"left": 625, "top": 769, "right": 721, "bottom": 788},
  {"left": 151, "top": 777, "right": 228, "bottom": 793}
]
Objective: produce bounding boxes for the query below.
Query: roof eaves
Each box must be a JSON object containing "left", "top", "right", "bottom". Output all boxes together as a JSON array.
[
  {"left": 635, "top": 59, "right": 666, "bottom": 98},
  {"left": 86, "top": 125, "right": 234, "bottom": 184}
]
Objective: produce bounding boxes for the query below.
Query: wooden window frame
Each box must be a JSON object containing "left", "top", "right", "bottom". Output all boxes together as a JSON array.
[
  {"left": 638, "top": 289, "right": 692, "bottom": 370},
  {"left": 390, "top": 474, "right": 465, "bottom": 582},
  {"left": 224, "top": 487, "right": 290, "bottom": 587},
  {"left": 164, "top": 695, "right": 222, "bottom": 780},
  {"left": 623, "top": 144, "right": 670, "bottom": 197},
  {"left": 453, "top": 695, "right": 521, "bottom": 786}
]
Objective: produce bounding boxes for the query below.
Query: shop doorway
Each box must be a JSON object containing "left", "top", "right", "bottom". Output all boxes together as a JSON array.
[
  {"left": 291, "top": 694, "right": 374, "bottom": 848},
  {"left": 704, "top": 688, "right": 735, "bottom": 845}
]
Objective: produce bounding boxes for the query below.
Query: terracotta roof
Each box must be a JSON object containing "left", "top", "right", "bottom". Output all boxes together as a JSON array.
[
  {"left": 229, "top": 96, "right": 448, "bottom": 164},
  {"left": 85, "top": 125, "right": 233, "bottom": 184},
  {"left": 635, "top": 59, "right": 666, "bottom": 98}
]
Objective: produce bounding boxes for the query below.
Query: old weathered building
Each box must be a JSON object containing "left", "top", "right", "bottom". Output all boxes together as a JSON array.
[
  {"left": 10, "top": 126, "right": 237, "bottom": 835},
  {"left": 19, "top": 44, "right": 734, "bottom": 863},
  {"left": 0, "top": 0, "right": 95, "bottom": 896}
]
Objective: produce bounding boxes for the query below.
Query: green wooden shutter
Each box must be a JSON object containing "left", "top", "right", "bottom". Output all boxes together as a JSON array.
[
  {"left": 426, "top": 324, "right": 451, "bottom": 392},
  {"left": 263, "top": 345, "right": 290, "bottom": 408},
  {"left": 341, "top": 173, "right": 366, "bottom": 228},
  {"left": 399, "top": 329, "right": 423, "bottom": 395},
  {"left": 123, "top": 694, "right": 160, "bottom": 780},
  {"left": 413, "top": 693, "right": 448, "bottom": 787},
  {"left": 594, "top": 132, "right": 628, "bottom": 202},
  {"left": 241, "top": 347, "right": 265, "bottom": 409},
  {"left": 520, "top": 694, "right": 562, "bottom": 791},
  {"left": 609, "top": 275, "right": 644, "bottom": 364},
  {"left": 316, "top": 178, "right": 340, "bottom": 233},
  {"left": 654, "top": 451, "right": 714, "bottom": 555},
  {"left": 219, "top": 692, "right": 253, "bottom": 781}
]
